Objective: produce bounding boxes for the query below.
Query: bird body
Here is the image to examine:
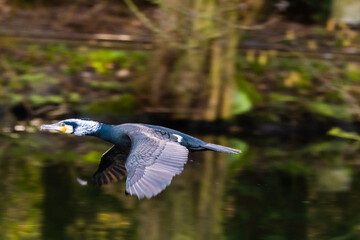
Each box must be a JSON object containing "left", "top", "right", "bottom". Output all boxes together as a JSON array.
[
  {"left": 96, "top": 123, "right": 204, "bottom": 149},
  {"left": 40, "top": 119, "right": 241, "bottom": 199}
]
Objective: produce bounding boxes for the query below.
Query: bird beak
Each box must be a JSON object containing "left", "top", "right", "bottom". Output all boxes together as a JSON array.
[{"left": 40, "top": 123, "right": 67, "bottom": 133}]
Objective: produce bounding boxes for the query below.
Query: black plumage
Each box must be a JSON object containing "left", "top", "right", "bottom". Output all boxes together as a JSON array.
[
  {"left": 40, "top": 119, "right": 241, "bottom": 199},
  {"left": 92, "top": 145, "right": 129, "bottom": 185}
]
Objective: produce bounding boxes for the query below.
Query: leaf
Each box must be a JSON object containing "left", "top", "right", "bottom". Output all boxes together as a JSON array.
[
  {"left": 236, "top": 77, "right": 262, "bottom": 103},
  {"left": 89, "top": 81, "right": 123, "bottom": 90},
  {"left": 84, "top": 151, "right": 102, "bottom": 163},
  {"left": 9, "top": 93, "right": 24, "bottom": 104},
  {"left": 304, "top": 101, "right": 351, "bottom": 120},
  {"left": 46, "top": 95, "right": 64, "bottom": 104},
  {"left": 29, "top": 95, "right": 64, "bottom": 106},
  {"left": 29, "top": 95, "right": 47, "bottom": 105},
  {"left": 69, "top": 92, "right": 80, "bottom": 103},
  {"left": 328, "top": 127, "right": 360, "bottom": 141},
  {"left": 232, "top": 89, "right": 252, "bottom": 115}
]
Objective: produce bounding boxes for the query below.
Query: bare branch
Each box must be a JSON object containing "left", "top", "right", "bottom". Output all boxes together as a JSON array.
[{"left": 124, "top": 0, "right": 161, "bottom": 34}]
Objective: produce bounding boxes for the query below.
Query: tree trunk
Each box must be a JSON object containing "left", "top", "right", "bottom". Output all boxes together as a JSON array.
[{"left": 137, "top": 0, "right": 263, "bottom": 120}]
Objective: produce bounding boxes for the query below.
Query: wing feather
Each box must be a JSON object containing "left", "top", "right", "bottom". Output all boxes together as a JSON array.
[
  {"left": 125, "top": 131, "right": 189, "bottom": 199},
  {"left": 91, "top": 145, "right": 130, "bottom": 185}
]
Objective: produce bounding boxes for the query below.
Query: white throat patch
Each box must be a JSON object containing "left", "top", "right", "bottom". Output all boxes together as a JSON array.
[{"left": 64, "top": 119, "right": 101, "bottom": 136}]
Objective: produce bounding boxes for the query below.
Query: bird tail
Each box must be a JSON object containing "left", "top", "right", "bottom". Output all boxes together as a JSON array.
[{"left": 203, "top": 143, "right": 241, "bottom": 154}]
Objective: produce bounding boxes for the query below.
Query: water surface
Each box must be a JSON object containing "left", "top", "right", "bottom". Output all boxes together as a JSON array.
[{"left": 0, "top": 128, "right": 359, "bottom": 240}]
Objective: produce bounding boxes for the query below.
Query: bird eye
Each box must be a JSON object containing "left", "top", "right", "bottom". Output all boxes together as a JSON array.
[{"left": 60, "top": 123, "right": 65, "bottom": 126}]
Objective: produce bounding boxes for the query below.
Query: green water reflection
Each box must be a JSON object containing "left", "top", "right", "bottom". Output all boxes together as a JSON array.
[{"left": 0, "top": 131, "right": 360, "bottom": 240}]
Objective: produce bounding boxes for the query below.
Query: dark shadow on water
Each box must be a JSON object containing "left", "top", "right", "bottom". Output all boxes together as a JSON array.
[
  {"left": 225, "top": 170, "right": 308, "bottom": 240},
  {"left": 42, "top": 163, "right": 76, "bottom": 240}
]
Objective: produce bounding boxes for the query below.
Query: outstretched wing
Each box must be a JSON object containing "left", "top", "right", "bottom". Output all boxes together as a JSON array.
[
  {"left": 125, "top": 130, "right": 189, "bottom": 199},
  {"left": 91, "top": 145, "right": 130, "bottom": 185}
]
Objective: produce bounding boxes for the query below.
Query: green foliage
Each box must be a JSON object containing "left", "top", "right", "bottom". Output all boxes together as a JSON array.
[
  {"left": 43, "top": 44, "right": 71, "bottom": 62},
  {"left": 1, "top": 34, "right": 358, "bottom": 124},
  {"left": 237, "top": 53, "right": 356, "bottom": 121},
  {"left": 304, "top": 100, "right": 351, "bottom": 120},
  {"left": 69, "top": 92, "right": 81, "bottom": 103},
  {"left": 301, "top": 140, "right": 354, "bottom": 154},
  {"left": 86, "top": 49, "right": 148, "bottom": 75},
  {"left": 89, "top": 50, "right": 126, "bottom": 74},
  {"left": 269, "top": 93, "right": 352, "bottom": 121},
  {"left": 270, "top": 93, "right": 298, "bottom": 103},
  {"left": 345, "top": 63, "right": 360, "bottom": 82},
  {"left": 232, "top": 72, "right": 263, "bottom": 115},
  {"left": 232, "top": 90, "right": 252, "bottom": 115},
  {"left": 89, "top": 80, "right": 125, "bottom": 90},
  {"left": 8, "top": 93, "right": 24, "bottom": 104},
  {"left": 18, "top": 72, "right": 57, "bottom": 84},
  {"left": 227, "top": 139, "right": 249, "bottom": 172},
  {"left": 84, "top": 151, "right": 103, "bottom": 163},
  {"left": 85, "top": 94, "right": 135, "bottom": 116},
  {"left": 29, "top": 95, "right": 64, "bottom": 106},
  {"left": 0, "top": 43, "right": 148, "bottom": 117},
  {"left": 63, "top": 54, "right": 88, "bottom": 74},
  {"left": 237, "top": 75, "right": 263, "bottom": 103},
  {"left": 328, "top": 127, "right": 360, "bottom": 141}
]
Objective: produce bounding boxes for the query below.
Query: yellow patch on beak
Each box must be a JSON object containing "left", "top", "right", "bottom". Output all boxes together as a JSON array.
[
  {"left": 60, "top": 126, "right": 67, "bottom": 133},
  {"left": 62, "top": 124, "right": 74, "bottom": 134}
]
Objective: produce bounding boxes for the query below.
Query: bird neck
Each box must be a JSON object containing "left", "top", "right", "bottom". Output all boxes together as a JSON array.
[
  {"left": 91, "top": 123, "right": 109, "bottom": 138},
  {"left": 92, "top": 123, "right": 128, "bottom": 145}
]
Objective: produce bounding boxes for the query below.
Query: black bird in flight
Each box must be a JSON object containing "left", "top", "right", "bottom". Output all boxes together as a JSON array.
[{"left": 41, "top": 119, "right": 241, "bottom": 199}]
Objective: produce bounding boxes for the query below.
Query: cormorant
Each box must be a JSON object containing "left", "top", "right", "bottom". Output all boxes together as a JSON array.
[{"left": 40, "top": 119, "right": 241, "bottom": 199}]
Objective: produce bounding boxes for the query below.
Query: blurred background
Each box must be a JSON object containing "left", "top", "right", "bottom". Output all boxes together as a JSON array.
[{"left": 1, "top": 0, "right": 360, "bottom": 239}]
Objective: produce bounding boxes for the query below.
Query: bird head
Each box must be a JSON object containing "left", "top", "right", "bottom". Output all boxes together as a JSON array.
[{"left": 40, "top": 118, "right": 101, "bottom": 136}]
